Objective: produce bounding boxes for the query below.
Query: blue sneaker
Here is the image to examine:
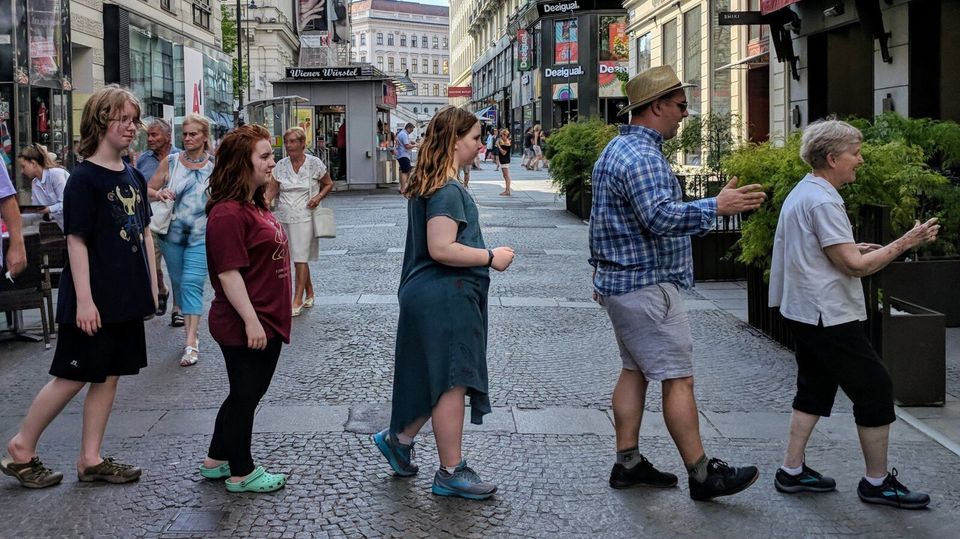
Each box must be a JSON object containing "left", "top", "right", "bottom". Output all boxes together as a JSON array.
[
  {"left": 431, "top": 460, "right": 497, "bottom": 500},
  {"left": 372, "top": 429, "right": 418, "bottom": 477}
]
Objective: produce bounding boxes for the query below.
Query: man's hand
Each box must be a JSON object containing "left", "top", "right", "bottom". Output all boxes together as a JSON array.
[
  {"left": 902, "top": 218, "right": 940, "bottom": 249},
  {"left": 716, "top": 177, "right": 767, "bottom": 216},
  {"left": 5, "top": 242, "right": 26, "bottom": 277}
]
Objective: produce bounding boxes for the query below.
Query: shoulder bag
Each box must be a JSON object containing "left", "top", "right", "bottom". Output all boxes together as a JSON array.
[{"left": 310, "top": 161, "right": 336, "bottom": 238}]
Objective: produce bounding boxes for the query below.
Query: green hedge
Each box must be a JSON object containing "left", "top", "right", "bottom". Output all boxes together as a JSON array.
[{"left": 544, "top": 118, "right": 618, "bottom": 195}]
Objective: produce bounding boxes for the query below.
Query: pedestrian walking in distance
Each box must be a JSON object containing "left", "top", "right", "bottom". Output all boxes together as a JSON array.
[
  {"left": 590, "top": 66, "right": 766, "bottom": 501},
  {"left": 199, "top": 124, "right": 292, "bottom": 493},
  {"left": 2, "top": 86, "right": 157, "bottom": 488},
  {"left": 497, "top": 128, "right": 513, "bottom": 196},
  {"left": 769, "top": 120, "right": 937, "bottom": 509},
  {"left": 374, "top": 105, "right": 516, "bottom": 500}
]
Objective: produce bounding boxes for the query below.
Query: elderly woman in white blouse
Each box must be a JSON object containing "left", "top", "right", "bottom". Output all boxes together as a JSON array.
[{"left": 266, "top": 127, "right": 334, "bottom": 316}]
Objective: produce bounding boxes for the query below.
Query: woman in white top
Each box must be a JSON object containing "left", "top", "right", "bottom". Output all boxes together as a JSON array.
[
  {"left": 18, "top": 143, "right": 68, "bottom": 230},
  {"left": 267, "top": 127, "right": 333, "bottom": 316}
]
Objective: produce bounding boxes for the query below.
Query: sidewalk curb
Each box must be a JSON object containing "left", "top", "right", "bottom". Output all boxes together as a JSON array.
[{"left": 895, "top": 406, "right": 960, "bottom": 458}]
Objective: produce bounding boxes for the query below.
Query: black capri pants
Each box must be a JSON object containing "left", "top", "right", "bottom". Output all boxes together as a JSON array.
[
  {"left": 788, "top": 319, "right": 895, "bottom": 428},
  {"left": 208, "top": 338, "right": 283, "bottom": 477}
]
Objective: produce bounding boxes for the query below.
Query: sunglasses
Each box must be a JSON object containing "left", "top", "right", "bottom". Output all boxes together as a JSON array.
[{"left": 664, "top": 100, "right": 689, "bottom": 112}]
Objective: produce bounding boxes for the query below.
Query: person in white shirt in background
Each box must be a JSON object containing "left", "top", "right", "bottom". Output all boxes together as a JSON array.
[{"left": 19, "top": 143, "right": 68, "bottom": 231}]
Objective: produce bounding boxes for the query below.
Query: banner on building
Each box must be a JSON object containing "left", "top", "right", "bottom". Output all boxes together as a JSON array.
[
  {"left": 598, "top": 16, "right": 628, "bottom": 97},
  {"left": 517, "top": 29, "right": 532, "bottom": 71},
  {"left": 760, "top": 0, "right": 801, "bottom": 15},
  {"left": 552, "top": 83, "right": 578, "bottom": 101},
  {"left": 298, "top": 0, "right": 350, "bottom": 42},
  {"left": 183, "top": 47, "right": 204, "bottom": 116},
  {"left": 554, "top": 19, "right": 578, "bottom": 65},
  {"left": 447, "top": 86, "right": 473, "bottom": 98}
]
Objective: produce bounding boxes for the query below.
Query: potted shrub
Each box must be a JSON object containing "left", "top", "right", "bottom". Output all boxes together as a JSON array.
[{"left": 544, "top": 118, "right": 618, "bottom": 219}]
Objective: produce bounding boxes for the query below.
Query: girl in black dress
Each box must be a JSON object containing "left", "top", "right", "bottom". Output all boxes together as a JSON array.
[{"left": 498, "top": 128, "right": 513, "bottom": 196}]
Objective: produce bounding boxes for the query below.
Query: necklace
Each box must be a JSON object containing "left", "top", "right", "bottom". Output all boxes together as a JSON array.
[{"left": 183, "top": 152, "right": 208, "bottom": 164}]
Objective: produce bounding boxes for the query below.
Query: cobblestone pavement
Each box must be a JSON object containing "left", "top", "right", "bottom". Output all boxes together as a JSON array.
[{"left": 1, "top": 167, "right": 959, "bottom": 538}]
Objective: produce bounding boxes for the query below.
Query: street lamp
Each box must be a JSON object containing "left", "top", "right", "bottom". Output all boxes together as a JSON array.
[{"left": 236, "top": 0, "right": 258, "bottom": 125}]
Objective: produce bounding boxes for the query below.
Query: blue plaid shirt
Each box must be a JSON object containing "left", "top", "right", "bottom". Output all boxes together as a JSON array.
[{"left": 589, "top": 125, "right": 717, "bottom": 296}]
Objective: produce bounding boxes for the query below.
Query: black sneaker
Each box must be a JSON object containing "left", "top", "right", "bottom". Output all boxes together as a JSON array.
[
  {"left": 774, "top": 464, "right": 836, "bottom": 493},
  {"left": 609, "top": 455, "right": 678, "bottom": 489},
  {"left": 857, "top": 468, "right": 930, "bottom": 509},
  {"left": 689, "top": 458, "right": 760, "bottom": 501}
]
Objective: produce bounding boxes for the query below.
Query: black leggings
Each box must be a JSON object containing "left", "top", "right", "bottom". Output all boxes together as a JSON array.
[{"left": 208, "top": 338, "right": 282, "bottom": 476}]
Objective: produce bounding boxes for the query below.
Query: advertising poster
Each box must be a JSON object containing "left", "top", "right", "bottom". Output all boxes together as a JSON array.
[
  {"left": 552, "top": 83, "right": 578, "bottom": 101},
  {"left": 517, "top": 29, "right": 531, "bottom": 71},
  {"left": 296, "top": 108, "right": 314, "bottom": 146},
  {"left": 298, "top": 0, "right": 329, "bottom": 32},
  {"left": 554, "top": 19, "right": 578, "bottom": 65},
  {"left": 599, "top": 16, "right": 629, "bottom": 98},
  {"left": 29, "top": 0, "right": 61, "bottom": 82},
  {"left": 183, "top": 47, "right": 204, "bottom": 116}
]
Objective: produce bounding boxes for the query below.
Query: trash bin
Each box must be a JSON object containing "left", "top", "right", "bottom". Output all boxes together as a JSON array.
[{"left": 880, "top": 297, "right": 945, "bottom": 406}]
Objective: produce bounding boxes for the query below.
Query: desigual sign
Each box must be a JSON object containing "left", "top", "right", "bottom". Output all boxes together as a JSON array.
[
  {"left": 599, "top": 64, "right": 628, "bottom": 74},
  {"left": 540, "top": 1, "right": 580, "bottom": 14},
  {"left": 544, "top": 65, "right": 584, "bottom": 78}
]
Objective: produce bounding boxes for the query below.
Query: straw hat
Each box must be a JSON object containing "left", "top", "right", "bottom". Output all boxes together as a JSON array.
[{"left": 618, "top": 66, "right": 696, "bottom": 117}]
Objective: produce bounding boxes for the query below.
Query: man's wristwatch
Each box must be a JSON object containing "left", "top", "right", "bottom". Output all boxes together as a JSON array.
[{"left": 486, "top": 249, "right": 495, "bottom": 267}]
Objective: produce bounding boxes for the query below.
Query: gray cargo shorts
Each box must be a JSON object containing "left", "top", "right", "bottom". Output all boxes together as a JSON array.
[{"left": 599, "top": 282, "right": 694, "bottom": 381}]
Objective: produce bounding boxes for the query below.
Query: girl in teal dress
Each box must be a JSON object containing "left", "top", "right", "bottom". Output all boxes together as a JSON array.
[{"left": 373, "top": 107, "right": 516, "bottom": 500}]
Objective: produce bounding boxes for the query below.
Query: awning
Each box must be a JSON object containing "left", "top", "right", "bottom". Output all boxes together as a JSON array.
[
  {"left": 761, "top": 0, "right": 801, "bottom": 15},
  {"left": 714, "top": 51, "right": 770, "bottom": 72}
]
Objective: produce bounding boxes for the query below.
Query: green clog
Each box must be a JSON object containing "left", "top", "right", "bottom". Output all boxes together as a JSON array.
[
  {"left": 224, "top": 466, "right": 286, "bottom": 493},
  {"left": 198, "top": 461, "right": 231, "bottom": 480}
]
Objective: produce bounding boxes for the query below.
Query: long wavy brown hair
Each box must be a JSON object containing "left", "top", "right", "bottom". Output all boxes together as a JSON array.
[
  {"left": 405, "top": 106, "right": 479, "bottom": 199},
  {"left": 206, "top": 124, "right": 272, "bottom": 215}
]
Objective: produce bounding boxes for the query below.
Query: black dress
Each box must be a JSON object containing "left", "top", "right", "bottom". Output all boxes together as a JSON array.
[{"left": 498, "top": 143, "right": 511, "bottom": 165}]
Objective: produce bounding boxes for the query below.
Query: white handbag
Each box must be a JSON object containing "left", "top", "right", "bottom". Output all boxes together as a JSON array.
[
  {"left": 310, "top": 176, "right": 335, "bottom": 238},
  {"left": 149, "top": 199, "right": 174, "bottom": 234}
]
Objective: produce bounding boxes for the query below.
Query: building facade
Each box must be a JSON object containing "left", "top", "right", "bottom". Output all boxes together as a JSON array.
[
  {"left": 70, "top": 0, "right": 234, "bottom": 149},
  {"left": 350, "top": 0, "right": 449, "bottom": 128},
  {"left": 241, "top": 1, "right": 301, "bottom": 104},
  {"left": 448, "top": 0, "right": 476, "bottom": 107}
]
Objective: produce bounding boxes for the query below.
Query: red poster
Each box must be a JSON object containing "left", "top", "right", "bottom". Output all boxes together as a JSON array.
[{"left": 760, "top": 0, "right": 802, "bottom": 15}]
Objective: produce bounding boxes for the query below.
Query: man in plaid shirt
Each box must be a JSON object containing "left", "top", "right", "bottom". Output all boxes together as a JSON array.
[{"left": 590, "top": 66, "right": 766, "bottom": 501}]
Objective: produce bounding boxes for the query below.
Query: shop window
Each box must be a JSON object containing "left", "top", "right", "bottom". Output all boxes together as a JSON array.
[
  {"left": 361, "top": 33, "right": 366, "bottom": 46},
  {"left": 388, "top": 34, "right": 394, "bottom": 46},
  {"left": 377, "top": 33, "right": 383, "bottom": 45},
  {"left": 554, "top": 19, "right": 578, "bottom": 64},
  {"left": 636, "top": 33, "right": 651, "bottom": 72},
  {"left": 412, "top": 35, "right": 418, "bottom": 48},
  {"left": 662, "top": 18, "right": 678, "bottom": 73},
  {"left": 192, "top": 1, "right": 211, "bottom": 30},
  {"left": 401, "top": 34, "right": 407, "bottom": 47},
  {"left": 388, "top": 57, "right": 394, "bottom": 72},
  {"left": 433, "top": 59, "right": 439, "bottom": 74}
]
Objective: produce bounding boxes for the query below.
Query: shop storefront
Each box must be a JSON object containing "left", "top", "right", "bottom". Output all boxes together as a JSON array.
[
  {"left": 0, "top": 0, "right": 72, "bottom": 196},
  {"left": 272, "top": 66, "right": 399, "bottom": 189},
  {"left": 99, "top": 6, "right": 233, "bottom": 151}
]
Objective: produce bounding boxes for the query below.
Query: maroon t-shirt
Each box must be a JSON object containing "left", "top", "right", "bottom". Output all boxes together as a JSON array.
[{"left": 206, "top": 200, "right": 292, "bottom": 347}]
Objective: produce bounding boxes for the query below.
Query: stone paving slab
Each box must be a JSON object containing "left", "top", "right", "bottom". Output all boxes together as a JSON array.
[
  {"left": 513, "top": 407, "right": 614, "bottom": 435},
  {"left": 499, "top": 297, "right": 559, "bottom": 308},
  {"left": 253, "top": 405, "right": 349, "bottom": 434},
  {"left": 150, "top": 409, "right": 220, "bottom": 436}
]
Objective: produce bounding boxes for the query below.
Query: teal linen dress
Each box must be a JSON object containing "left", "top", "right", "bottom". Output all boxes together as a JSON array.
[{"left": 390, "top": 180, "right": 492, "bottom": 434}]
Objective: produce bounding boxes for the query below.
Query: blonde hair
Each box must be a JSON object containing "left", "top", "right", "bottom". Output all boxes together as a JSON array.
[
  {"left": 406, "top": 106, "right": 478, "bottom": 199},
  {"left": 78, "top": 85, "right": 142, "bottom": 158},
  {"left": 499, "top": 128, "right": 510, "bottom": 138},
  {"left": 283, "top": 127, "right": 307, "bottom": 143},
  {"left": 182, "top": 113, "right": 212, "bottom": 151},
  {"left": 18, "top": 143, "right": 55, "bottom": 169}
]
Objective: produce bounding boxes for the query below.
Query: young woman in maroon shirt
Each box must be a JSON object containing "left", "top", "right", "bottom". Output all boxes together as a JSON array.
[{"left": 198, "top": 124, "right": 292, "bottom": 493}]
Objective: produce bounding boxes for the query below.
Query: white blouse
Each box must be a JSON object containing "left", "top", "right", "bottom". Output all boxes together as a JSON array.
[{"left": 272, "top": 154, "right": 327, "bottom": 224}]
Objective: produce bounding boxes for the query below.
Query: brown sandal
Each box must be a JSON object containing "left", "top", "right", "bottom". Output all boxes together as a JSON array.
[
  {"left": 1, "top": 456, "right": 63, "bottom": 489},
  {"left": 78, "top": 457, "right": 142, "bottom": 484}
]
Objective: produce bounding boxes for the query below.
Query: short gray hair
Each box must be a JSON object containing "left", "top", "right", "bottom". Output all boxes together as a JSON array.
[
  {"left": 146, "top": 118, "right": 172, "bottom": 134},
  {"left": 800, "top": 120, "right": 863, "bottom": 170}
]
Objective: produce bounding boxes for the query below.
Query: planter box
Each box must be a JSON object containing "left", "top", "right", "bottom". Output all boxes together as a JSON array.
[
  {"left": 745, "top": 265, "right": 795, "bottom": 350},
  {"left": 879, "top": 297, "right": 945, "bottom": 406},
  {"left": 564, "top": 187, "right": 592, "bottom": 220},
  {"left": 692, "top": 230, "right": 746, "bottom": 281},
  {"left": 880, "top": 259, "right": 960, "bottom": 327}
]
